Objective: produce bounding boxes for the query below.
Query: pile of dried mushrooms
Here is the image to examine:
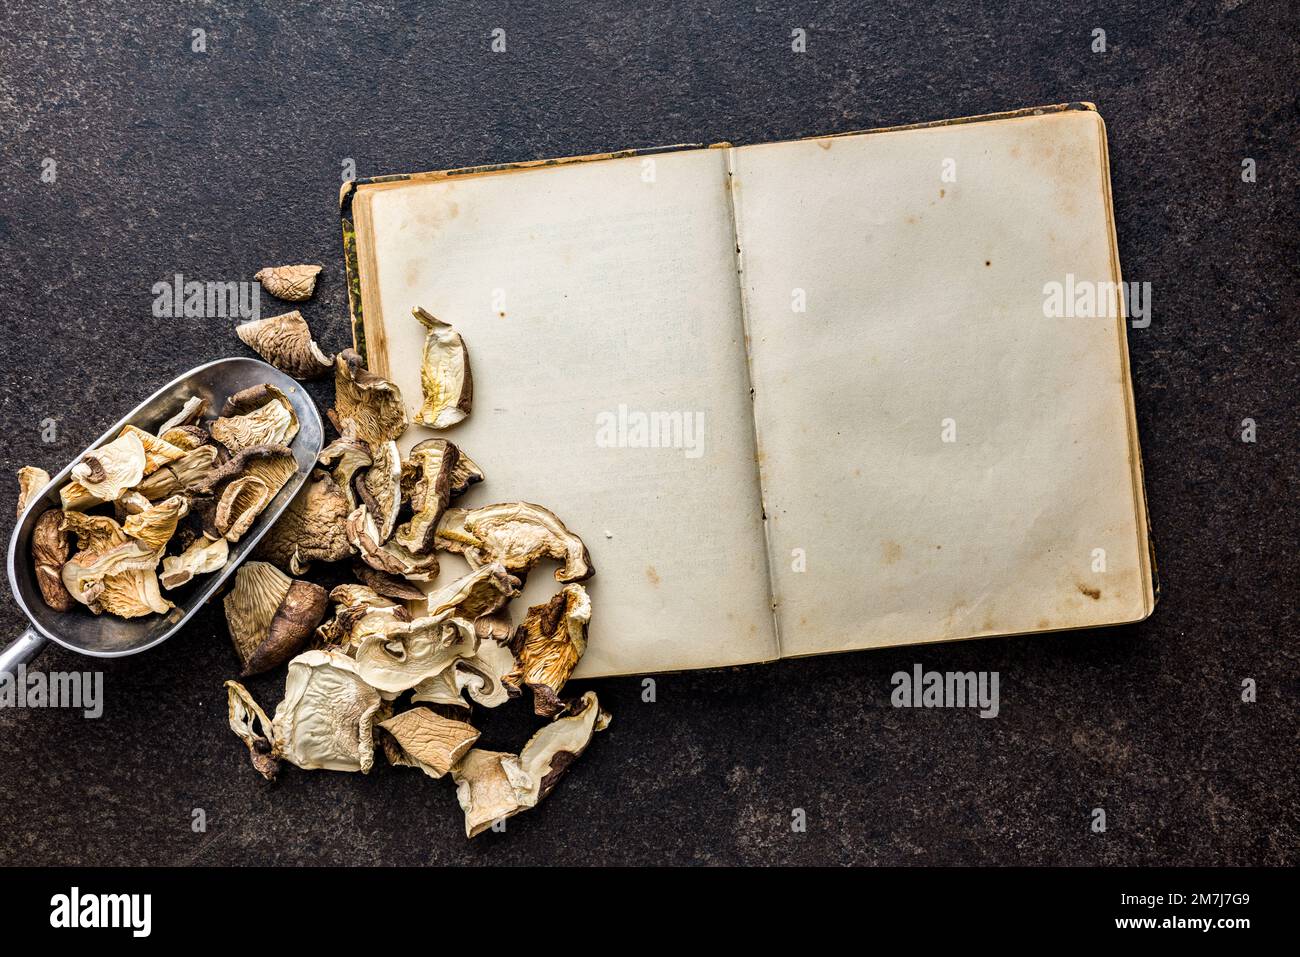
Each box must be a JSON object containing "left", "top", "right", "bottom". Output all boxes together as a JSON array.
[{"left": 15, "top": 268, "right": 606, "bottom": 839}]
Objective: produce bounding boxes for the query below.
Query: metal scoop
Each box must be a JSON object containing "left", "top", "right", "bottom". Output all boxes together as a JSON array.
[{"left": 2, "top": 357, "right": 325, "bottom": 676}]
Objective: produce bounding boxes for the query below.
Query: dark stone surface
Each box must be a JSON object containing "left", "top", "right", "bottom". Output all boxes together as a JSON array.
[{"left": 0, "top": 1, "right": 1295, "bottom": 866}]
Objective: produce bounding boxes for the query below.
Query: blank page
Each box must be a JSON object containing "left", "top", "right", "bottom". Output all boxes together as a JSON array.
[
  {"left": 730, "top": 109, "right": 1154, "bottom": 658},
  {"left": 351, "top": 148, "right": 777, "bottom": 677}
]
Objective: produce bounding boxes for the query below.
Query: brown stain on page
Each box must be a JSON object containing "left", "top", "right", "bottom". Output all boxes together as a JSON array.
[
  {"left": 646, "top": 566, "right": 660, "bottom": 586},
  {"left": 882, "top": 541, "right": 903, "bottom": 565},
  {"left": 1078, "top": 583, "right": 1101, "bottom": 600}
]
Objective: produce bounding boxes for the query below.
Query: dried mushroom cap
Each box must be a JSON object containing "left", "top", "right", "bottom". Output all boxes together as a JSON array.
[
  {"left": 210, "top": 448, "right": 297, "bottom": 542},
  {"left": 353, "top": 613, "right": 476, "bottom": 694},
  {"left": 330, "top": 349, "right": 408, "bottom": 447},
  {"left": 347, "top": 506, "right": 439, "bottom": 581},
  {"left": 161, "top": 534, "right": 229, "bottom": 589},
  {"left": 135, "top": 444, "right": 220, "bottom": 499},
  {"left": 356, "top": 439, "right": 402, "bottom": 542},
  {"left": 253, "top": 472, "right": 353, "bottom": 575},
  {"left": 426, "top": 562, "right": 520, "bottom": 621},
  {"left": 225, "top": 680, "right": 280, "bottom": 782},
  {"left": 211, "top": 395, "right": 299, "bottom": 454},
  {"left": 505, "top": 583, "right": 591, "bottom": 716},
  {"left": 31, "top": 509, "right": 73, "bottom": 612},
  {"left": 412, "top": 307, "right": 473, "bottom": 429},
  {"left": 450, "top": 691, "right": 607, "bottom": 838},
  {"left": 224, "top": 561, "right": 329, "bottom": 676},
  {"left": 254, "top": 264, "right": 322, "bottom": 302},
  {"left": 436, "top": 502, "right": 593, "bottom": 583},
  {"left": 122, "top": 494, "right": 189, "bottom": 552},
  {"left": 156, "top": 395, "right": 207, "bottom": 435},
  {"left": 62, "top": 510, "right": 127, "bottom": 553},
  {"left": 60, "top": 539, "right": 169, "bottom": 618},
  {"left": 273, "top": 649, "right": 383, "bottom": 773},
  {"left": 236, "top": 310, "right": 333, "bottom": 379},
  {"left": 393, "top": 439, "right": 458, "bottom": 554},
  {"left": 66, "top": 430, "right": 147, "bottom": 505},
  {"left": 16, "top": 466, "right": 51, "bottom": 517},
  {"left": 378, "top": 707, "right": 479, "bottom": 778}
]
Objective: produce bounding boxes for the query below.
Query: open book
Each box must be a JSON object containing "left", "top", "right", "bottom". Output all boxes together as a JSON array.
[{"left": 340, "top": 103, "right": 1157, "bottom": 679}]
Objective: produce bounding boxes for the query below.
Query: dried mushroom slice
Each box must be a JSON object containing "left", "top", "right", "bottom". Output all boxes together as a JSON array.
[
  {"left": 351, "top": 564, "right": 426, "bottom": 603},
  {"left": 122, "top": 494, "right": 189, "bottom": 552},
  {"left": 316, "top": 583, "right": 410, "bottom": 652},
  {"left": 253, "top": 472, "right": 353, "bottom": 575},
  {"left": 448, "top": 450, "right": 484, "bottom": 498},
  {"left": 318, "top": 424, "right": 372, "bottom": 509},
  {"left": 212, "top": 384, "right": 299, "bottom": 453},
  {"left": 449, "top": 691, "right": 608, "bottom": 838},
  {"left": 353, "top": 613, "right": 476, "bottom": 694},
  {"left": 273, "top": 649, "right": 383, "bottom": 773},
  {"left": 161, "top": 534, "right": 229, "bottom": 589},
  {"left": 187, "top": 443, "right": 295, "bottom": 496},
  {"left": 65, "top": 430, "right": 147, "bottom": 506},
  {"left": 225, "top": 680, "right": 280, "bottom": 782},
  {"left": 330, "top": 349, "right": 408, "bottom": 447},
  {"left": 135, "top": 444, "right": 220, "bottom": 499},
  {"left": 120, "top": 425, "right": 186, "bottom": 475},
  {"left": 412, "top": 307, "right": 473, "bottom": 429},
  {"left": 115, "top": 489, "right": 153, "bottom": 518},
  {"left": 236, "top": 310, "right": 333, "bottom": 379},
  {"left": 215, "top": 476, "right": 270, "bottom": 542},
  {"left": 505, "top": 583, "right": 591, "bottom": 716},
  {"left": 450, "top": 750, "right": 531, "bottom": 837},
  {"left": 159, "top": 425, "right": 209, "bottom": 451},
  {"left": 410, "top": 669, "right": 471, "bottom": 711},
  {"left": 377, "top": 707, "right": 479, "bottom": 779},
  {"left": 224, "top": 561, "right": 329, "bottom": 676},
  {"left": 156, "top": 396, "right": 207, "bottom": 435},
  {"left": 393, "top": 439, "right": 459, "bottom": 554},
  {"left": 356, "top": 439, "right": 402, "bottom": 542},
  {"left": 347, "top": 506, "right": 439, "bottom": 581},
  {"left": 31, "top": 509, "right": 73, "bottom": 612},
  {"left": 515, "top": 690, "right": 608, "bottom": 804},
  {"left": 436, "top": 502, "right": 593, "bottom": 583},
  {"left": 454, "top": 638, "right": 517, "bottom": 708},
  {"left": 425, "top": 562, "right": 520, "bottom": 621},
  {"left": 16, "top": 466, "right": 51, "bottom": 516},
  {"left": 254, "top": 264, "right": 322, "bottom": 302}
]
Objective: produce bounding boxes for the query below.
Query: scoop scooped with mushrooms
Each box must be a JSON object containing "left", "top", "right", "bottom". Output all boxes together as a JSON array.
[{"left": 17, "top": 382, "right": 303, "bottom": 620}]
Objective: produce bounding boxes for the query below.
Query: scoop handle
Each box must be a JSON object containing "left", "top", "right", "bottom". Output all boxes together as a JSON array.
[{"left": 0, "top": 626, "right": 46, "bottom": 678}]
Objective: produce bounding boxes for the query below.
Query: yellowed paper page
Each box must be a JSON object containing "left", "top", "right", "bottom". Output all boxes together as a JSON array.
[
  {"left": 353, "top": 148, "right": 777, "bottom": 677},
  {"left": 730, "top": 109, "right": 1154, "bottom": 658}
]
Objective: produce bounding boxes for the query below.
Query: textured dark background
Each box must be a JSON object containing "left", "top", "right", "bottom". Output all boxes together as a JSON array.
[{"left": 0, "top": 0, "right": 1295, "bottom": 866}]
